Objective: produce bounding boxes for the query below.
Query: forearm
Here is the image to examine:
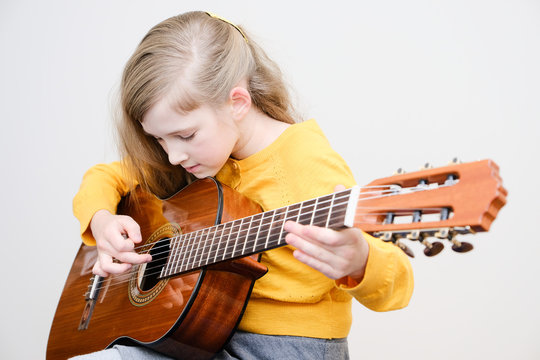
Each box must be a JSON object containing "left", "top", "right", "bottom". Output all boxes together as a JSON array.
[
  {"left": 72, "top": 162, "right": 133, "bottom": 245},
  {"left": 336, "top": 233, "right": 414, "bottom": 312}
]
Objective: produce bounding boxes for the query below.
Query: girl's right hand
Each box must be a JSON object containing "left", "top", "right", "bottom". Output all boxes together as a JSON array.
[{"left": 90, "top": 209, "right": 152, "bottom": 277}]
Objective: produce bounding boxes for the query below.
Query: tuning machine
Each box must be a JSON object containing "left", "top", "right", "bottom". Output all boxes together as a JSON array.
[
  {"left": 381, "top": 231, "right": 415, "bottom": 258},
  {"left": 435, "top": 228, "right": 474, "bottom": 253},
  {"left": 436, "top": 208, "right": 474, "bottom": 253},
  {"left": 449, "top": 157, "right": 462, "bottom": 165},
  {"left": 407, "top": 230, "right": 444, "bottom": 257},
  {"left": 407, "top": 209, "right": 444, "bottom": 257},
  {"left": 394, "top": 167, "right": 406, "bottom": 175},
  {"left": 420, "top": 162, "right": 433, "bottom": 170}
]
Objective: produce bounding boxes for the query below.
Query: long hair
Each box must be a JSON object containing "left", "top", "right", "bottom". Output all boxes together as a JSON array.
[{"left": 117, "top": 11, "right": 296, "bottom": 198}]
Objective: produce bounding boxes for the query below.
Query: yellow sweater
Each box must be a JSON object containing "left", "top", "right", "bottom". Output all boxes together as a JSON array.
[{"left": 73, "top": 119, "right": 413, "bottom": 339}]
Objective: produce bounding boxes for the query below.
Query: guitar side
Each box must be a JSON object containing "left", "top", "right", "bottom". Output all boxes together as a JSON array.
[{"left": 46, "top": 178, "right": 266, "bottom": 360}]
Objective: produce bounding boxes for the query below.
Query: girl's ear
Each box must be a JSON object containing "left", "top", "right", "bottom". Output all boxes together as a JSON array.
[{"left": 228, "top": 86, "right": 251, "bottom": 121}]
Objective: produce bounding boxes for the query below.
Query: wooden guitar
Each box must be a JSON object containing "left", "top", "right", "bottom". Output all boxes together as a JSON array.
[{"left": 47, "top": 159, "right": 507, "bottom": 359}]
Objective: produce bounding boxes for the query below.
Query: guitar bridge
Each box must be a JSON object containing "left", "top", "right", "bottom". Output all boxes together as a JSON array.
[{"left": 78, "top": 275, "right": 103, "bottom": 330}]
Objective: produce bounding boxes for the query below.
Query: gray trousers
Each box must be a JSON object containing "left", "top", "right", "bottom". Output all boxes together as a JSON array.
[{"left": 71, "top": 331, "right": 349, "bottom": 360}]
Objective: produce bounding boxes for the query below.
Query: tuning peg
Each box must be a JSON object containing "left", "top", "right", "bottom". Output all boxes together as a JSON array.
[
  {"left": 450, "top": 237, "right": 474, "bottom": 253},
  {"left": 435, "top": 227, "right": 450, "bottom": 239},
  {"left": 396, "top": 241, "right": 415, "bottom": 258},
  {"left": 381, "top": 231, "right": 415, "bottom": 258},
  {"left": 420, "top": 162, "right": 433, "bottom": 170},
  {"left": 449, "top": 157, "right": 462, "bottom": 165},
  {"left": 394, "top": 167, "right": 406, "bottom": 175},
  {"left": 422, "top": 239, "right": 444, "bottom": 257}
]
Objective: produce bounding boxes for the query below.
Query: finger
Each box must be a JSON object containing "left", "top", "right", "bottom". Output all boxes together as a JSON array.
[
  {"left": 291, "top": 248, "right": 342, "bottom": 280},
  {"left": 284, "top": 221, "right": 348, "bottom": 248},
  {"left": 92, "top": 260, "right": 109, "bottom": 277},
  {"left": 334, "top": 184, "right": 346, "bottom": 192},
  {"left": 285, "top": 231, "right": 345, "bottom": 269},
  {"left": 106, "top": 228, "right": 136, "bottom": 253},
  {"left": 115, "top": 251, "right": 152, "bottom": 264},
  {"left": 97, "top": 252, "right": 132, "bottom": 275},
  {"left": 118, "top": 216, "right": 142, "bottom": 243}
]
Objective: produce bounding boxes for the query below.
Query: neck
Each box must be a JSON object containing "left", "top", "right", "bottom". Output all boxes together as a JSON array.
[
  {"left": 159, "top": 186, "right": 358, "bottom": 279},
  {"left": 231, "top": 109, "right": 290, "bottom": 160}
]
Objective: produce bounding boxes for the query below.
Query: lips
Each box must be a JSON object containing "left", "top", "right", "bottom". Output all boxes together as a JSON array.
[{"left": 184, "top": 164, "right": 200, "bottom": 173}]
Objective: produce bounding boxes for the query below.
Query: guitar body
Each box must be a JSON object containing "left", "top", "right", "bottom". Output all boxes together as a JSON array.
[{"left": 47, "top": 178, "right": 267, "bottom": 360}]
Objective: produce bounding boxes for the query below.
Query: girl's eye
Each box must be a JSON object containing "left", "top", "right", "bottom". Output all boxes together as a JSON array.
[{"left": 178, "top": 132, "right": 195, "bottom": 141}]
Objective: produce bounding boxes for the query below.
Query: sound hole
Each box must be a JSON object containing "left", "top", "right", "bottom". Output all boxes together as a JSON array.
[{"left": 139, "top": 237, "right": 170, "bottom": 292}]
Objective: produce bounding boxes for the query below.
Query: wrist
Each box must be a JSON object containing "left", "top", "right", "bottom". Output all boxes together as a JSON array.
[{"left": 90, "top": 209, "right": 113, "bottom": 232}]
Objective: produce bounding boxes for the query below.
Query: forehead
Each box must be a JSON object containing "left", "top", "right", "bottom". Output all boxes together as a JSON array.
[{"left": 141, "top": 97, "right": 187, "bottom": 135}]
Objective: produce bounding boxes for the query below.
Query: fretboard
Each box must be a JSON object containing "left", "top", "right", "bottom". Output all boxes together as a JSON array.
[{"left": 160, "top": 187, "right": 358, "bottom": 278}]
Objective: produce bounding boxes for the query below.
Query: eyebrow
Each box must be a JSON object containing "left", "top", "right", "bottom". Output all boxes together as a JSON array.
[{"left": 141, "top": 126, "right": 195, "bottom": 138}]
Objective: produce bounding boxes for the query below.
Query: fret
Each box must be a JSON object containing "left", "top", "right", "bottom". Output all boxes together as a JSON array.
[
  {"left": 243, "top": 213, "right": 263, "bottom": 256},
  {"left": 266, "top": 206, "right": 288, "bottom": 249},
  {"left": 325, "top": 193, "right": 336, "bottom": 227},
  {"left": 261, "top": 209, "right": 276, "bottom": 251},
  {"left": 278, "top": 205, "right": 290, "bottom": 245},
  {"left": 199, "top": 226, "right": 216, "bottom": 267},
  {"left": 169, "top": 235, "right": 183, "bottom": 277},
  {"left": 162, "top": 235, "right": 178, "bottom": 277},
  {"left": 194, "top": 228, "right": 210, "bottom": 268},
  {"left": 286, "top": 203, "right": 302, "bottom": 222},
  {"left": 206, "top": 223, "right": 224, "bottom": 266},
  {"left": 177, "top": 232, "right": 189, "bottom": 273},
  {"left": 309, "top": 197, "right": 319, "bottom": 225},
  {"left": 312, "top": 194, "right": 334, "bottom": 227},
  {"left": 231, "top": 218, "right": 245, "bottom": 258},
  {"left": 225, "top": 219, "right": 243, "bottom": 261},
  {"left": 174, "top": 233, "right": 188, "bottom": 274},
  {"left": 328, "top": 193, "right": 350, "bottom": 228},
  {"left": 238, "top": 216, "right": 252, "bottom": 256},
  {"left": 182, "top": 231, "right": 197, "bottom": 272},
  {"left": 217, "top": 222, "right": 233, "bottom": 263},
  {"left": 298, "top": 199, "right": 316, "bottom": 225}
]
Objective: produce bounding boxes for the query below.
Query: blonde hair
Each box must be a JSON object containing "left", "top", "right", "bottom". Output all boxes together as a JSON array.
[{"left": 117, "top": 11, "right": 296, "bottom": 198}]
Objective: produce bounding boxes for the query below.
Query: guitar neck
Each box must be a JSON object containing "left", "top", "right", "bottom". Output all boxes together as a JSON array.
[
  {"left": 159, "top": 159, "right": 507, "bottom": 276},
  {"left": 160, "top": 188, "right": 358, "bottom": 278}
]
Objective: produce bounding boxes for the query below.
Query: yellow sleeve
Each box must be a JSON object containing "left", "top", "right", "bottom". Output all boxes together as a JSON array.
[
  {"left": 336, "top": 232, "right": 414, "bottom": 311},
  {"left": 277, "top": 120, "right": 414, "bottom": 311},
  {"left": 72, "top": 162, "right": 133, "bottom": 245}
]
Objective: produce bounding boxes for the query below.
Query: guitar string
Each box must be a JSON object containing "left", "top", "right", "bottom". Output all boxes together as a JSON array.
[
  {"left": 92, "top": 193, "right": 357, "bottom": 292},
  {"left": 128, "top": 182, "right": 427, "bottom": 254},
  {"left": 126, "top": 186, "right": 392, "bottom": 255},
  {"left": 93, "top": 209, "right": 450, "bottom": 294},
  {"left": 130, "top": 181, "right": 448, "bottom": 258},
  {"left": 125, "top": 184, "right": 425, "bottom": 265},
  {"left": 92, "top": 202, "right": 451, "bottom": 294},
  {"left": 91, "top": 185, "right": 451, "bottom": 292},
  {"left": 92, "top": 184, "right": 453, "bottom": 294},
  {"left": 131, "top": 205, "right": 446, "bottom": 280},
  {"left": 92, "top": 183, "right": 453, "bottom": 292}
]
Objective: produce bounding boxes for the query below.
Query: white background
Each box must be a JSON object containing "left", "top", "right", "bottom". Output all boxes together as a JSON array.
[{"left": 1, "top": 1, "right": 539, "bottom": 359}]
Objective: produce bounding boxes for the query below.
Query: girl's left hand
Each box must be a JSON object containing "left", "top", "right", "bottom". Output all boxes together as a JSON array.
[
  {"left": 284, "top": 222, "right": 369, "bottom": 281},
  {"left": 283, "top": 185, "right": 369, "bottom": 281}
]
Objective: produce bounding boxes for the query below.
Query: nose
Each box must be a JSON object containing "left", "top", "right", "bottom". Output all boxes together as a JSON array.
[
  {"left": 166, "top": 142, "right": 189, "bottom": 166},
  {"left": 168, "top": 151, "right": 188, "bottom": 166}
]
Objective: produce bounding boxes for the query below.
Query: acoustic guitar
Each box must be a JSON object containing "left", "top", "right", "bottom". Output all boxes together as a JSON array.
[{"left": 46, "top": 159, "right": 506, "bottom": 359}]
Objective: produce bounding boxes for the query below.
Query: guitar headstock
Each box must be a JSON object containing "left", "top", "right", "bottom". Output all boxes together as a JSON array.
[{"left": 356, "top": 159, "right": 507, "bottom": 257}]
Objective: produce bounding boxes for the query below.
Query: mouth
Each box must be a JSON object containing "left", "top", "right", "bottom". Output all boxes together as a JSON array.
[{"left": 183, "top": 164, "right": 200, "bottom": 173}]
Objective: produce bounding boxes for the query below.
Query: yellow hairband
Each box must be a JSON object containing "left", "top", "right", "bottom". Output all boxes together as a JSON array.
[{"left": 206, "top": 12, "right": 248, "bottom": 43}]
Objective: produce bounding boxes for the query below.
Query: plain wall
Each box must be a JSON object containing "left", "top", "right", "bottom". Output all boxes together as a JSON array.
[{"left": 1, "top": 1, "right": 539, "bottom": 359}]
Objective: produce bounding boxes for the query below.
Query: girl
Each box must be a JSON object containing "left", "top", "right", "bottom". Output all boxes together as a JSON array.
[{"left": 72, "top": 11, "right": 413, "bottom": 359}]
